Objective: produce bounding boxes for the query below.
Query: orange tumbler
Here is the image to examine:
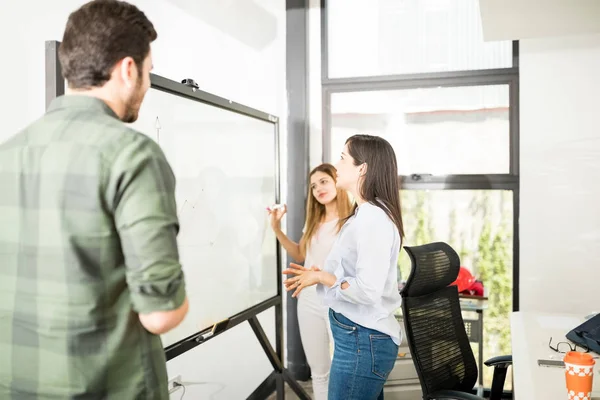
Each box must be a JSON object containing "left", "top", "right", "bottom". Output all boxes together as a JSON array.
[{"left": 564, "top": 351, "right": 595, "bottom": 400}]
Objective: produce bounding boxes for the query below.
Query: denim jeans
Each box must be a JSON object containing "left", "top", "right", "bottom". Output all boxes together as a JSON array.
[{"left": 328, "top": 309, "right": 399, "bottom": 400}]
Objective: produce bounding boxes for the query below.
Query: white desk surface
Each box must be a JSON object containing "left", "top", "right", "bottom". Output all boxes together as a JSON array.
[{"left": 511, "top": 311, "right": 600, "bottom": 400}]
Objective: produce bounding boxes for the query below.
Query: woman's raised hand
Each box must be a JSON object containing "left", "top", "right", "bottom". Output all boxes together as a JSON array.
[{"left": 267, "top": 204, "right": 287, "bottom": 230}]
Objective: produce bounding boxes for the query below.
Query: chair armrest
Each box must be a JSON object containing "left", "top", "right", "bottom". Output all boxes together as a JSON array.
[
  {"left": 428, "top": 390, "right": 485, "bottom": 400},
  {"left": 484, "top": 354, "right": 513, "bottom": 368}
]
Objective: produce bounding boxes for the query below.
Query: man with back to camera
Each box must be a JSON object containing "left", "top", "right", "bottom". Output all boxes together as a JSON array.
[{"left": 0, "top": 1, "right": 188, "bottom": 398}]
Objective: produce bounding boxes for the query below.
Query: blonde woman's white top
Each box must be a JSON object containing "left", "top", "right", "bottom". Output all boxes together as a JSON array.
[{"left": 303, "top": 218, "right": 339, "bottom": 272}]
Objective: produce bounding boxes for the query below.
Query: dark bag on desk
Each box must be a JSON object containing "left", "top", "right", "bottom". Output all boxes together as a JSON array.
[{"left": 566, "top": 314, "right": 600, "bottom": 355}]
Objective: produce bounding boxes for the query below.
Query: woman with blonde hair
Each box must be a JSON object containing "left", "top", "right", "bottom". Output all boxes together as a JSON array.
[{"left": 268, "top": 163, "right": 352, "bottom": 400}]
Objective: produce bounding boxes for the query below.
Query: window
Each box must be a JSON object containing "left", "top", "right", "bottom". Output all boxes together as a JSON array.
[
  {"left": 398, "top": 189, "right": 514, "bottom": 389},
  {"left": 322, "top": 0, "right": 519, "bottom": 393},
  {"left": 329, "top": 85, "right": 510, "bottom": 174},
  {"left": 327, "top": 0, "right": 512, "bottom": 78}
]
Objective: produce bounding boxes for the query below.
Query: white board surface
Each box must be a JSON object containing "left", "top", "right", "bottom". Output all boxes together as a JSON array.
[{"left": 130, "top": 86, "right": 279, "bottom": 348}]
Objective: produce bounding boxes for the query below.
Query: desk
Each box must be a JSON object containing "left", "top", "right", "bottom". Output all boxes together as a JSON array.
[{"left": 511, "top": 312, "right": 600, "bottom": 399}]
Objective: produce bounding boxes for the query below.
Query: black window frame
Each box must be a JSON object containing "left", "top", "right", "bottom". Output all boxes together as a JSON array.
[{"left": 319, "top": 0, "right": 520, "bottom": 312}]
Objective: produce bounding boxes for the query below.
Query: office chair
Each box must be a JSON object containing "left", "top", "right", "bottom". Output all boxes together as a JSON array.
[{"left": 401, "top": 242, "right": 512, "bottom": 400}]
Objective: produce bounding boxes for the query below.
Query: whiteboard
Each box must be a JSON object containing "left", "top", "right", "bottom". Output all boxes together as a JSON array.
[{"left": 130, "top": 84, "right": 279, "bottom": 348}]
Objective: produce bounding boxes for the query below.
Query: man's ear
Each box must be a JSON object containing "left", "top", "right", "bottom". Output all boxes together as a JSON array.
[{"left": 117, "top": 56, "right": 137, "bottom": 89}]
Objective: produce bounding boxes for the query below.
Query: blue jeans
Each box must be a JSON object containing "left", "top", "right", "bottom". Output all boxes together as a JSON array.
[{"left": 328, "top": 309, "right": 399, "bottom": 400}]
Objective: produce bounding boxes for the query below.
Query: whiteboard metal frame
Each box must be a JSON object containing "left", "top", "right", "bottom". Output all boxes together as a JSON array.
[{"left": 45, "top": 40, "right": 308, "bottom": 400}]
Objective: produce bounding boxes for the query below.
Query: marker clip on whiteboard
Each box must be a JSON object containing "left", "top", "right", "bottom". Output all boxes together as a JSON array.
[{"left": 181, "top": 78, "right": 200, "bottom": 92}]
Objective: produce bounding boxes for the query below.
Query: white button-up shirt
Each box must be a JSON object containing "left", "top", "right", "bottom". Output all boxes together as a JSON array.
[{"left": 317, "top": 201, "right": 403, "bottom": 345}]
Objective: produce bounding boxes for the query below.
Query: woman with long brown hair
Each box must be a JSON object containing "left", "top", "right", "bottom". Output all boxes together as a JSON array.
[
  {"left": 268, "top": 163, "right": 352, "bottom": 400},
  {"left": 283, "top": 135, "right": 404, "bottom": 400}
]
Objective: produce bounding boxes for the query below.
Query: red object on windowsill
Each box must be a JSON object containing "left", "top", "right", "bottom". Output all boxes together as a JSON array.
[
  {"left": 465, "top": 280, "right": 484, "bottom": 296},
  {"left": 450, "top": 267, "right": 485, "bottom": 296},
  {"left": 451, "top": 267, "right": 476, "bottom": 292}
]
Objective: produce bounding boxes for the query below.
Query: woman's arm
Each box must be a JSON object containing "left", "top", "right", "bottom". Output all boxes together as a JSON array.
[
  {"left": 269, "top": 204, "right": 305, "bottom": 263},
  {"left": 283, "top": 264, "right": 349, "bottom": 298},
  {"left": 318, "top": 271, "right": 349, "bottom": 290},
  {"left": 273, "top": 227, "right": 305, "bottom": 263}
]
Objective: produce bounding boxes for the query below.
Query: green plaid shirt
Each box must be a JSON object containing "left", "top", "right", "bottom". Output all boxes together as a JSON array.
[{"left": 0, "top": 96, "right": 186, "bottom": 399}]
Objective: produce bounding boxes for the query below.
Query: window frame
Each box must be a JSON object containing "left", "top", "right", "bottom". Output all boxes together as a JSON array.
[{"left": 320, "top": 0, "right": 520, "bottom": 311}]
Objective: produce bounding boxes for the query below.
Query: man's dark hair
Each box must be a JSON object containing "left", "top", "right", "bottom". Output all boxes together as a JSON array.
[{"left": 59, "top": 0, "right": 157, "bottom": 89}]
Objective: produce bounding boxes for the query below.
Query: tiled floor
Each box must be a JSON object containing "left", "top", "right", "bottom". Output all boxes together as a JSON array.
[{"left": 266, "top": 379, "right": 313, "bottom": 400}]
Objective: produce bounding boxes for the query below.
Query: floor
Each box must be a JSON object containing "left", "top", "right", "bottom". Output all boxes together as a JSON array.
[{"left": 266, "top": 379, "right": 313, "bottom": 400}]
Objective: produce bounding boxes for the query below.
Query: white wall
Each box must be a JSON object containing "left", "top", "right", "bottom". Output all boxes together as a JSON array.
[
  {"left": 479, "top": 0, "right": 600, "bottom": 42},
  {"left": 520, "top": 33, "right": 600, "bottom": 313},
  {"left": 0, "top": 0, "right": 287, "bottom": 398}
]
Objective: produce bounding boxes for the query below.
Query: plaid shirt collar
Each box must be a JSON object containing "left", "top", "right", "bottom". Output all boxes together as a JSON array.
[{"left": 48, "top": 95, "right": 119, "bottom": 119}]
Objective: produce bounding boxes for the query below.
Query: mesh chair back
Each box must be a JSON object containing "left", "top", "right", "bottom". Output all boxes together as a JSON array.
[{"left": 402, "top": 242, "right": 478, "bottom": 396}]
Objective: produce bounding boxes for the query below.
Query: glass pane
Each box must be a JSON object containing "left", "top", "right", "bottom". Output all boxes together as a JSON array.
[
  {"left": 330, "top": 85, "right": 510, "bottom": 175},
  {"left": 398, "top": 190, "right": 513, "bottom": 389},
  {"left": 327, "top": 0, "right": 512, "bottom": 78},
  {"left": 131, "top": 86, "right": 279, "bottom": 348}
]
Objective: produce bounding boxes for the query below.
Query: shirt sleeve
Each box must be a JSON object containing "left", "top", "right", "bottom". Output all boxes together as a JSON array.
[
  {"left": 331, "top": 207, "right": 395, "bottom": 306},
  {"left": 106, "top": 136, "right": 186, "bottom": 314}
]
